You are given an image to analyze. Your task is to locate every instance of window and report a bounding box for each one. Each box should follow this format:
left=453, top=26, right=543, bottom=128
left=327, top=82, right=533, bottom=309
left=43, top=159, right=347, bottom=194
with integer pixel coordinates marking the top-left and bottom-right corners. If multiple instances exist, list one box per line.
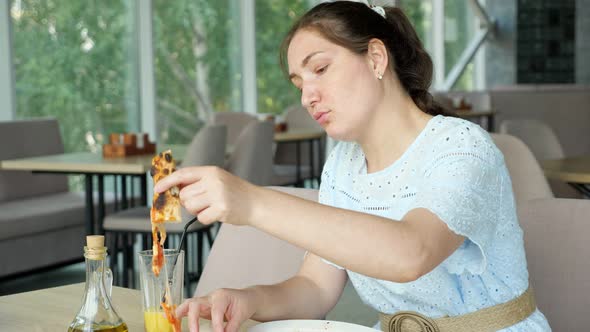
left=153, top=0, right=241, bottom=144
left=403, top=0, right=486, bottom=91
left=255, top=0, right=309, bottom=116
left=401, top=0, right=432, bottom=51
left=444, top=0, right=476, bottom=90
left=11, top=0, right=139, bottom=153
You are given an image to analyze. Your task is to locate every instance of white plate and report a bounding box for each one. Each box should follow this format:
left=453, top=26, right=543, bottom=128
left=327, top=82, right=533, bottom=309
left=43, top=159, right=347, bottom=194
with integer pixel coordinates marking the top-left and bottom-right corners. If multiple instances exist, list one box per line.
left=248, top=320, right=377, bottom=332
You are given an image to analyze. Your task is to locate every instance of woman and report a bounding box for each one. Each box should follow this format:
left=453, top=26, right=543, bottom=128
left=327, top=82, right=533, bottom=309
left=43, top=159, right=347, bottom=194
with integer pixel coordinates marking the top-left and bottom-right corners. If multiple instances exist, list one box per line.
left=156, top=2, right=551, bottom=331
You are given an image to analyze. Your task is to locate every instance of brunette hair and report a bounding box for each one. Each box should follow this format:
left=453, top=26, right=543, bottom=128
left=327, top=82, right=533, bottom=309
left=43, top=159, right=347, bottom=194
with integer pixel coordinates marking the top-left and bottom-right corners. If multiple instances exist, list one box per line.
left=280, top=1, right=447, bottom=116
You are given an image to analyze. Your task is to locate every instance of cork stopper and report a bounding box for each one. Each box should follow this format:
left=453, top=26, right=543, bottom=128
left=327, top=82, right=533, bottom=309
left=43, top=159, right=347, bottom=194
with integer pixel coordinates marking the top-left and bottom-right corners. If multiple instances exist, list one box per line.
left=86, top=235, right=105, bottom=249
left=85, top=235, right=106, bottom=260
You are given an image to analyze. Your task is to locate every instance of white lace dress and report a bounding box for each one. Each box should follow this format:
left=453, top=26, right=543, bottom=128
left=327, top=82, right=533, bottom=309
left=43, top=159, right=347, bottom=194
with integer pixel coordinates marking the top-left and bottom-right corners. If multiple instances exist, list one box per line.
left=319, top=115, right=551, bottom=331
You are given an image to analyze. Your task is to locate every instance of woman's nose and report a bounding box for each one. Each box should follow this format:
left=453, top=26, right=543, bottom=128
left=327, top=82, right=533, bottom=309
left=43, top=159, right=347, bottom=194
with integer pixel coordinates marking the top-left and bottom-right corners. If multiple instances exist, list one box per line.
left=301, top=85, right=319, bottom=110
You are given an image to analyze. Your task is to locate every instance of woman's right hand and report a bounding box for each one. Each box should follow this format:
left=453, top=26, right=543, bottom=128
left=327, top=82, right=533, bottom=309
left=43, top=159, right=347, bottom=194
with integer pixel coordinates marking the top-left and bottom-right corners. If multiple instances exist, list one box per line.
left=176, top=288, right=258, bottom=332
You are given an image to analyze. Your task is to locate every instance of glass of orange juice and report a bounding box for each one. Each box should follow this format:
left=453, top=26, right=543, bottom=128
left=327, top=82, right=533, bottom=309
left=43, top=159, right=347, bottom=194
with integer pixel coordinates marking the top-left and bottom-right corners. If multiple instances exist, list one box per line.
left=138, top=249, right=184, bottom=332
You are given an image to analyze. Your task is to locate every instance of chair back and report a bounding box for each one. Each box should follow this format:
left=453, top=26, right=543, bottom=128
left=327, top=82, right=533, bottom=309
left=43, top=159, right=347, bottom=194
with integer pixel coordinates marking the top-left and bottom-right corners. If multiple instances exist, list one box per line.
left=224, top=120, right=274, bottom=186
left=499, top=119, right=582, bottom=198
left=518, top=198, right=590, bottom=331
left=213, top=112, right=258, bottom=147
left=195, top=187, right=317, bottom=297
left=499, top=119, right=564, bottom=160
left=490, top=133, right=553, bottom=202
left=0, top=118, right=68, bottom=201
left=283, top=104, right=322, bottom=131
left=182, top=124, right=227, bottom=169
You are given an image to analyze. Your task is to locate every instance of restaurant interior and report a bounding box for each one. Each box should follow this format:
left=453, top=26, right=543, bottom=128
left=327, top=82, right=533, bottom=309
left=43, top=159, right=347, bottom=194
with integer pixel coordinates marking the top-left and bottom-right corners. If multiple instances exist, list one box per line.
left=1, top=0, right=589, bottom=331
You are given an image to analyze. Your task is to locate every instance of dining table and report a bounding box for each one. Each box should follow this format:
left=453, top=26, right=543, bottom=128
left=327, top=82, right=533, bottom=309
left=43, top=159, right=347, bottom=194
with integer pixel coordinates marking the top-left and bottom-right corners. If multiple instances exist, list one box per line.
left=0, top=283, right=258, bottom=331
left=452, top=109, right=497, bottom=132
left=0, top=127, right=325, bottom=237
left=274, top=128, right=325, bottom=186
left=0, top=144, right=187, bottom=235
left=541, top=155, right=590, bottom=196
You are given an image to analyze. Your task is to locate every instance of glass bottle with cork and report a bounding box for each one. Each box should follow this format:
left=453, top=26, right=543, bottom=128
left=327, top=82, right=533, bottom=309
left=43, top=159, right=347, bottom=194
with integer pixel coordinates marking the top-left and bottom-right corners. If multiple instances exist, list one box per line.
left=68, top=235, right=128, bottom=332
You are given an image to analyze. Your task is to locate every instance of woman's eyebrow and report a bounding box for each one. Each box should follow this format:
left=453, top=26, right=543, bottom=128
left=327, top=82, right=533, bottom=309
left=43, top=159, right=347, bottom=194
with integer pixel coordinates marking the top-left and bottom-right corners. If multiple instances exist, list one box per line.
left=289, top=51, right=325, bottom=80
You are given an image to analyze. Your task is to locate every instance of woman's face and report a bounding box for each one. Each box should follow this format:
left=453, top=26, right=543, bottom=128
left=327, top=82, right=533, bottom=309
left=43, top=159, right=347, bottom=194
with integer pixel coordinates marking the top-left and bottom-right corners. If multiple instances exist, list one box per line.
left=287, top=29, right=383, bottom=141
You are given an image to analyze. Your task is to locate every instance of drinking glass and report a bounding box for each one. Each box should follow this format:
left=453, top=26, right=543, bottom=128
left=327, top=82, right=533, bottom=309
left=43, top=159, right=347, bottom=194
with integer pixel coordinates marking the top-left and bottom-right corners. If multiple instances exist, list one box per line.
left=138, top=249, right=184, bottom=332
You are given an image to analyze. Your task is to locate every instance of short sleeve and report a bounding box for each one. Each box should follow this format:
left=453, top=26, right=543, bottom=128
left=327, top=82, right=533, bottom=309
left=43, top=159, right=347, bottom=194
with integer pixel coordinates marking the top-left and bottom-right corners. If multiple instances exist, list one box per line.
left=410, top=152, right=502, bottom=275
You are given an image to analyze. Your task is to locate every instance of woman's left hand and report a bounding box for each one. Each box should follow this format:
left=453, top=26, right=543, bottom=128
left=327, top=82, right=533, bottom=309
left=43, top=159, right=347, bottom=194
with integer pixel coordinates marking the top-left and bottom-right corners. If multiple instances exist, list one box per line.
left=154, top=166, right=261, bottom=226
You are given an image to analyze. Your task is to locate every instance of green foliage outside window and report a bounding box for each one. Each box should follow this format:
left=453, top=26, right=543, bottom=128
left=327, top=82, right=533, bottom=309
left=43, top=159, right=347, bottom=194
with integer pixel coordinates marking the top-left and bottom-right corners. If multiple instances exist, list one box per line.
left=255, top=0, right=308, bottom=116
left=12, top=0, right=311, bottom=148
left=444, top=0, right=474, bottom=91
left=14, top=0, right=474, bottom=150
left=403, top=0, right=476, bottom=91
left=12, top=0, right=134, bottom=153
left=153, top=0, right=240, bottom=144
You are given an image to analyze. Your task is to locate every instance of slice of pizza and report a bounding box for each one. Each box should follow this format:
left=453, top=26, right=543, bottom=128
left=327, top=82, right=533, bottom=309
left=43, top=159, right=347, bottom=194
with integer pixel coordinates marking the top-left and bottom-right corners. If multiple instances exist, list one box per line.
left=150, top=149, right=181, bottom=223
left=151, top=223, right=166, bottom=276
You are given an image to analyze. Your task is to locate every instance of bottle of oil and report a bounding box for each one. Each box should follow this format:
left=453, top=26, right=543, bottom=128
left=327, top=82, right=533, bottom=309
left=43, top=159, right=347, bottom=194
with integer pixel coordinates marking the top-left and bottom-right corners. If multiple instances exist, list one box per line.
left=68, top=235, right=128, bottom=332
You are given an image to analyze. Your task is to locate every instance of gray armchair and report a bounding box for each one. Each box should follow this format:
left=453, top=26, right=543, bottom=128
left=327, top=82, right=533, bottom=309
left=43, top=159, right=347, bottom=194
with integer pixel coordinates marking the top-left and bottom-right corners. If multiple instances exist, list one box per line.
left=491, top=133, right=554, bottom=203
left=0, top=118, right=86, bottom=278
left=518, top=197, right=590, bottom=331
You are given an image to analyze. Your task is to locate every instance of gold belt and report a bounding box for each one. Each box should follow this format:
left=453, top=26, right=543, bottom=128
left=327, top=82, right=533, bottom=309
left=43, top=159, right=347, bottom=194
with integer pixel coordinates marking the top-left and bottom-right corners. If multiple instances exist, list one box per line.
left=379, top=287, right=536, bottom=332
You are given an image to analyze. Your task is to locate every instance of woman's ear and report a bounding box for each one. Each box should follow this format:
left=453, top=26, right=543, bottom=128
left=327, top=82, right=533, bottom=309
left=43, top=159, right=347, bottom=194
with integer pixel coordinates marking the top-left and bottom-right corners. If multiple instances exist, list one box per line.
left=367, top=38, right=389, bottom=79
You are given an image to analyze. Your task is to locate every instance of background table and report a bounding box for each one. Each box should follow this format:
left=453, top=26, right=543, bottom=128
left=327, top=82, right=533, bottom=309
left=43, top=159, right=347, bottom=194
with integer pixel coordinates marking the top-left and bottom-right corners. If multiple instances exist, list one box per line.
left=0, top=145, right=186, bottom=235
left=541, top=156, right=590, bottom=196
left=453, top=109, right=497, bottom=132
left=0, top=283, right=257, bottom=331
left=274, top=129, right=324, bottom=186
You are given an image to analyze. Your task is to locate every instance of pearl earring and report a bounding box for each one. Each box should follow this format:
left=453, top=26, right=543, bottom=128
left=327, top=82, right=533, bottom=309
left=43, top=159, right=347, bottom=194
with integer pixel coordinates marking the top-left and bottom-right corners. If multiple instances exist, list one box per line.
left=378, top=73, right=383, bottom=80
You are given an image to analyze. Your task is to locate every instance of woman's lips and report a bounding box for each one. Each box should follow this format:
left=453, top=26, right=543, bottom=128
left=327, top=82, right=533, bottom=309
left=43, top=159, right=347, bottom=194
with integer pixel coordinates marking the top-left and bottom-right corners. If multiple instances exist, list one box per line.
left=313, top=111, right=329, bottom=125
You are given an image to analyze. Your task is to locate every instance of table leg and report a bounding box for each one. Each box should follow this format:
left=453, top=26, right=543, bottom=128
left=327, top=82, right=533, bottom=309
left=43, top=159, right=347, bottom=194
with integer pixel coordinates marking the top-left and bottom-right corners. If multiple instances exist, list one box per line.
left=113, top=176, right=119, bottom=212
left=121, top=175, right=128, bottom=210
left=84, top=174, right=95, bottom=235
left=309, top=138, right=315, bottom=188
left=97, top=174, right=105, bottom=234
left=572, top=183, right=590, bottom=197
left=130, top=177, right=135, bottom=208
left=140, top=174, right=148, bottom=206
left=488, top=113, right=495, bottom=132
left=295, top=141, right=301, bottom=187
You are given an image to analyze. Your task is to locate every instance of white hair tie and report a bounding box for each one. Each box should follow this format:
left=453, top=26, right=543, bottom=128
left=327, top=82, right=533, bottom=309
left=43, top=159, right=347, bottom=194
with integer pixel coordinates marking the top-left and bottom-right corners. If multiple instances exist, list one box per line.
left=354, top=0, right=387, bottom=18
left=371, top=5, right=386, bottom=18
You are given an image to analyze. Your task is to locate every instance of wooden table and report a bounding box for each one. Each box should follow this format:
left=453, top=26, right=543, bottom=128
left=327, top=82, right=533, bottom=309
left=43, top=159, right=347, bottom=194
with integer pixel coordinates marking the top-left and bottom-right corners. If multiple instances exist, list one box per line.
left=0, top=145, right=186, bottom=235
left=541, top=156, right=590, bottom=196
left=0, top=283, right=258, bottom=332
left=274, top=129, right=325, bottom=186
left=452, top=109, right=497, bottom=132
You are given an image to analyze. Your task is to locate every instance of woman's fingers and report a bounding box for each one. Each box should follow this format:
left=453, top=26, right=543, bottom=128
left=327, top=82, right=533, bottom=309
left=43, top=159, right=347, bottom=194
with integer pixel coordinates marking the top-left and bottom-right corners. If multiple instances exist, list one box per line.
left=224, top=314, right=246, bottom=332
left=179, top=182, right=206, bottom=203
left=176, top=298, right=191, bottom=318
left=180, top=185, right=210, bottom=214
left=178, top=289, right=254, bottom=332
left=194, top=206, right=222, bottom=225
left=177, top=176, right=228, bottom=223
left=154, top=166, right=209, bottom=193
left=210, top=295, right=231, bottom=332
left=187, top=300, right=203, bottom=332
left=155, top=165, right=247, bottom=225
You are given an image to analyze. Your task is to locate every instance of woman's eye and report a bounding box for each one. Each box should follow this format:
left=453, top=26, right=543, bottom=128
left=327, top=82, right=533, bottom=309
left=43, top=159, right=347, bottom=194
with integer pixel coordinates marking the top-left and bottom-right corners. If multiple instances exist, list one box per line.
left=315, top=65, right=328, bottom=74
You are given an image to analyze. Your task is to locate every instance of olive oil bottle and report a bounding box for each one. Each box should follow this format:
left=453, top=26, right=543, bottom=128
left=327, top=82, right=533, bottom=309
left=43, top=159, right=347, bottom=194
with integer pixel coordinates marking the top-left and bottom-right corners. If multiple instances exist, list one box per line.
left=68, top=235, right=128, bottom=332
